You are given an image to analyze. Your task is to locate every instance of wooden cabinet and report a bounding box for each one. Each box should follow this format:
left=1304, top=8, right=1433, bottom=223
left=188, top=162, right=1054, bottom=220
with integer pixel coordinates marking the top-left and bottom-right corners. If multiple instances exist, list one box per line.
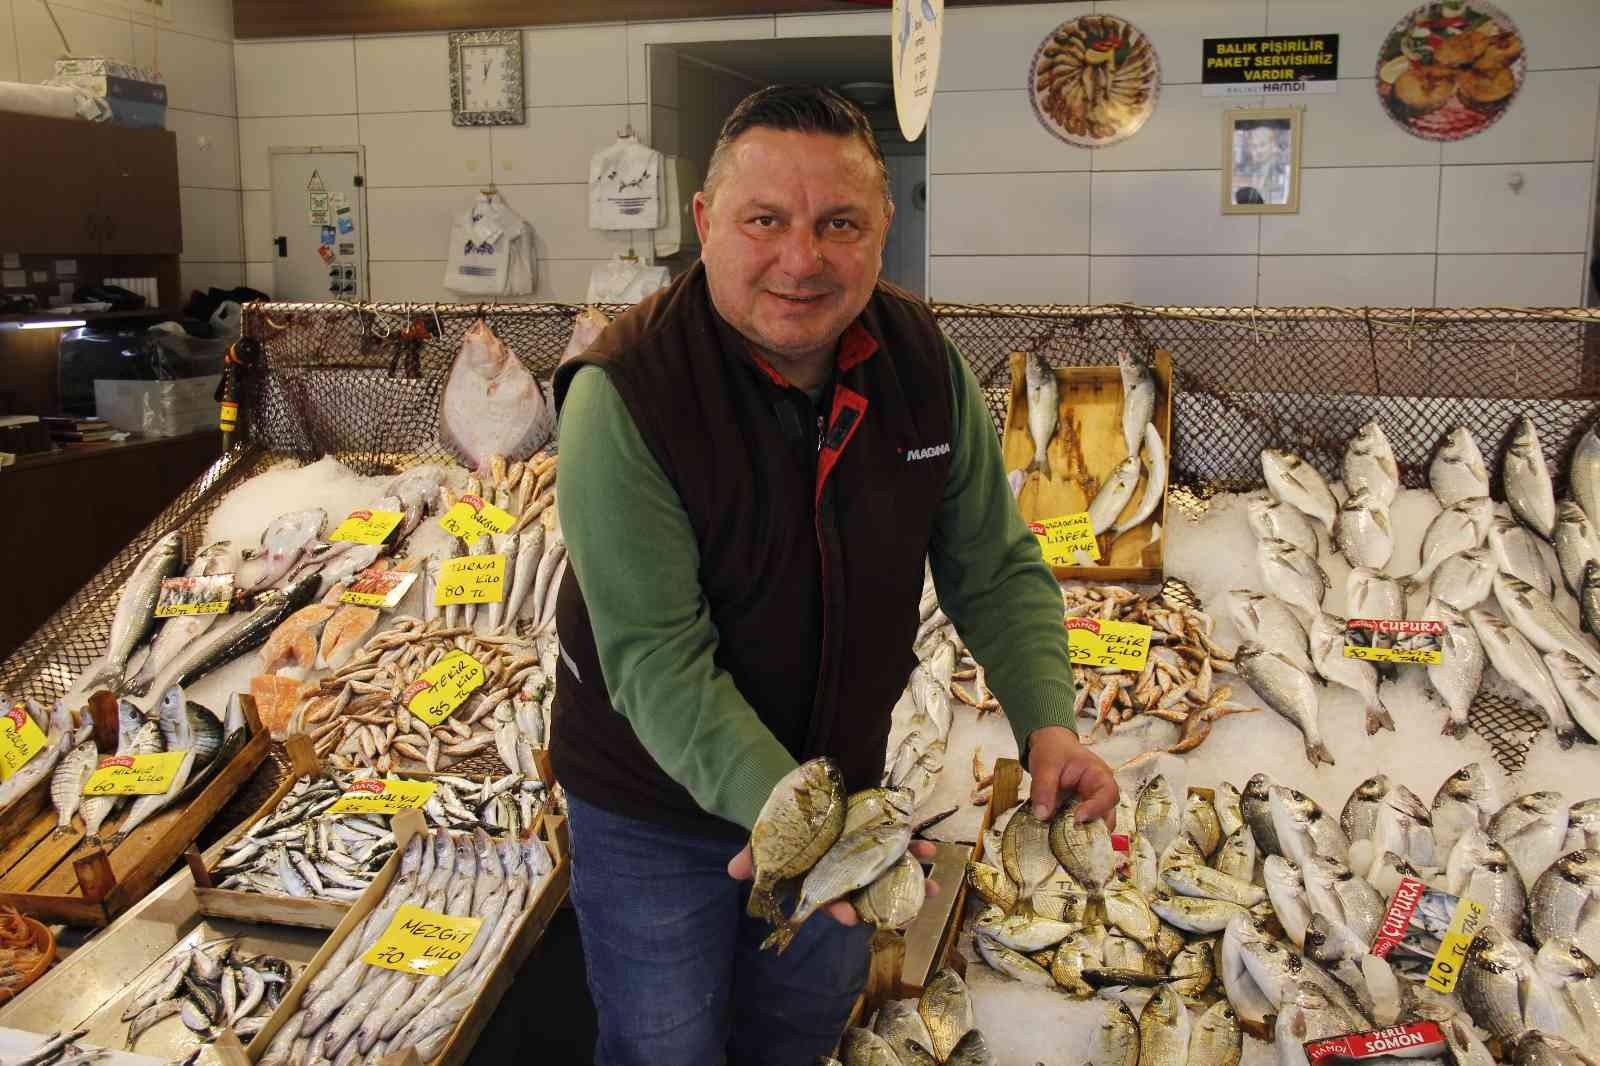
left=0, top=115, right=182, bottom=256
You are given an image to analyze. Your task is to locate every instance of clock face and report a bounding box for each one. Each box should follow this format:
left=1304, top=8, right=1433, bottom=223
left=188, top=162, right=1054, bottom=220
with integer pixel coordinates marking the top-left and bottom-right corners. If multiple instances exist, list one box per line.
left=449, top=30, right=523, bottom=126
left=462, top=45, right=504, bottom=111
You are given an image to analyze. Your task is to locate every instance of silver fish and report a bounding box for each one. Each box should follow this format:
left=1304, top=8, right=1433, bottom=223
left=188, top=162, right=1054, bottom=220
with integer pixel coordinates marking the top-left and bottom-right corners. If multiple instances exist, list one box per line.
left=1050, top=928, right=1101, bottom=997
left=1341, top=775, right=1391, bottom=843
left=1531, top=850, right=1600, bottom=950
left=1506, top=415, right=1557, bottom=539
left=1002, top=806, right=1058, bottom=904
left=973, top=906, right=1076, bottom=953
left=1243, top=773, right=1282, bottom=857
left=1237, top=643, right=1332, bottom=767
left=1344, top=420, right=1400, bottom=508
left=1432, top=427, right=1491, bottom=510
left=1571, top=799, right=1600, bottom=852
left=1257, top=539, right=1329, bottom=617
left=1459, top=925, right=1540, bottom=1041
left=945, top=1029, right=995, bottom=1066
left=1086, top=1001, right=1140, bottom=1066
left=1414, top=497, right=1495, bottom=581
left=1346, top=569, right=1404, bottom=640
left=1105, top=876, right=1160, bottom=949
left=1114, top=423, right=1166, bottom=536
left=1309, top=612, right=1394, bottom=735
left=1135, top=775, right=1182, bottom=855
left=1555, top=501, right=1600, bottom=597
left=1335, top=490, right=1394, bottom=571
left=974, top=934, right=1055, bottom=986
left=1491, top=514, right=1555, bottom=597
left=1270, top=786, right=1349, bottom=867
left=1213, top=782, right=1244, bottom=838
left=1263, top=855, right=1313, bottom=948
left=1426, top=546, right=1497, bottom=612
left=1431, top=762, right=1502, bottom=859
left=1574, top=425, right=1600, bottom=543
left=1262, top=449, right=1337, bottom=533
left=1215, top=826, right=1257, bottom=884
left=1183, top=790, right=1223, bottom=857
left=1446, top=829, right=1526, bottom=934
left=1468, top=608, right=1577, bottom=746
left=1495, top=572, right=1600, bottom=673
left=125, top=541, right=238, bottom=695
left=765, top=822, right=909, bottom=952
left=1546, top=651, right=1600, bottom=744
left=1226, top=914, right=1364, bottom=1022
left=1219, top=915, right=1277, bottom=1029
left=1535, top=939, right=1600, bottom=1046
left=236, top=509, right=327, bottom=593
left=1302, top=855, right=1384, bottom=944
left=1170, top=938, right=1218, bottom=1004
left=1050, top=797, right=1115, bottom=897
left=1247, top=497, right=1319, bottom=558
left=1089, top=456, right=1144, bottom=536
left=1423, top=600, right=1486, bottom=738
left=1128, top=832, right=1161, bottom=897
left=1512, top=1031, right=1600, bottom=1066
left=1163, top=860, right=1265, bottom=907
left=1584, top=560, right=1600, bottom=642
left=1189, top=1000, right=1242, bottom=1066
left=81, top=532, right=184, bottom=692
left=1023, top=352, right=1059, bottom=479
left=1149, top=888, right=1251, bottom=934
left=49, top=738, right=98, bottom=836
left=1493, top=793, right=1571, bottom=894
left=1117, top=350, right=1156, bottom=461
left=1225, top=591, right=1313, bottom=672
left=1373, top=785, right=1438, bottom=869
left=1276, top=980, right=1368, bottom=1066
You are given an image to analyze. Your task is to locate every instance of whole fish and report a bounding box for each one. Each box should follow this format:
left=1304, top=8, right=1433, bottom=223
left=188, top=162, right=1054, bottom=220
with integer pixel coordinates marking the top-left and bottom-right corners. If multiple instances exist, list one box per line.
left=1425, top=546, right=1497, bottom=612
left=966, top=861, right=1017, bottom=912
left=1308, top=612, right=1394, bottom=735
left=1531, top=850, right=1600, bottom=949
left=1224, top=591, right=1313, bottom=672
left=1414, top=497, right=1495, bottom=581
left=1459, top=925, right=1541, bottom=1041
left=483, top=532, right=519, bottom=632
left=1113, top=423, right=1165, bottom=536
left=1135, top=775, right=1181, bottom=855
left=1089, top=456, right=1144, bottom=536
left=1546, top=651, right=1600, bottom=743
left=1423, top=600, right=1486, bottom=738
left=1257, top=539, right=1329, bottom=618
left=1446, top=827, right=1527, bottom=935
left=48, top=736, right=97, bottom=836
left=1050, top=799, right=1114, bottom=897
left=1584, top=560, right=1600, bottom=641
left=1431, top=762, right=1502, bottom=859
left=1491, top=514, right=1555, bottom=596
left=973, top=906, right=1075, bottom=953
left=1335, top=490, right=1394, bottom=571
left=1305, top=854, right=1384, bottom=942
left=1373, top=785, right=1438, bottom=869
left=1506, top=415, right=1557, bottom=539
left=1468, top=609, right=1577, bottom=747
left=1086, top=1001, right=1140, bottom=1066
left=1276, top=981, right=1368, bottom=1066
left=1023, top=352, right=1059, bottom=479
left=1571, top=798, right=1600, bottom=852
left=1159, top=834, right=1204, bottom=876
left=1432, top=427, right=1491, bottom=509
left=155, top=686, right=223, bottom=769
left=1182, top=790, right=1223, bottom=857
left=1219, top=915, right=1278, bottom=1030
left=917, top=968, right=973, bottom=1062
left=1270, top=786, right=1349, bottom=867
left=1001, top=806, right=1057, bottom=903
left=1104, top=876, right=1160, bottom=948
left=1346, top=569, right=1404, bottom=642
left=1344, top=420, right=1400, bottom=508
left=1535, top=939, right=1600, bottom=1045
left=1215, top=826, right=1256, bottom=884
left=853, top=850, right=923, bottom=930
left=112, top=747, right=194, bottom=844
left=1128, top=832, right=1161, bottom=896
left=1495, top=572, right=1600, bottom=673
left=1117, top=350, right=1156, bottom=461
left=1149, top=888, right=1251, bottom=934
left=1170, top=939, right=1218, bottom=1004
left=81, top=532, right=184, bottom=693
left=1226, top=915, right=1364, bottom=1022
left=1236, top=643, right=1332, bottom=767
left=1049, top=928, right=1100, bottom=996
left=873, top=1001, right=934, bottom=1064
left=1573, top=424, right=1600, bottom=540
left=502, top=523, right=543, bottom=627
left=235, top=510, right=326, bottom=593
left=839, top=1028, right=900, bottom=1066
left=1262, top=449, right=1337, bottom=533
left=1189, top=1000, right=1241, bottom=1066
left=1263, top=855, right=1313, bottom=948
left=1215, top=782, right=1245, bottom=838
left=764, top=822, right=909, bottom=951
left=126, top=541, right=238, bottom=695
left=944, top=1030, right=995, bottom=1066
left=1247, top=497, right=1319, bottom=558
left=1555, top=501, right=1600, bottom=597
left=1512, top=1031, right=1600, bottom=1066
left=746, top=758, right=846, bottom=926
left=1137, top=986, right=1189, bottom=1066
left=1341, top=775, right=1391, bottom=843
left=1243, top=773, right=1282, bottom=857
left=1163, top=861, right=1264, bottom=907
left=974, top=935, right=1054, bottom=986
left=1492, top=793, right=1571, bottom=894
left=439, top=318, right=554, bottom=470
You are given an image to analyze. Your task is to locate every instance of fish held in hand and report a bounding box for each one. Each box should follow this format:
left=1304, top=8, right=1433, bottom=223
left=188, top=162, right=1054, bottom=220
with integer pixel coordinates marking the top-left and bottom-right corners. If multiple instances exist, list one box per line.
left=746, top=758, right=846, bottom=925
left=763, top=822, right=909, bottom=952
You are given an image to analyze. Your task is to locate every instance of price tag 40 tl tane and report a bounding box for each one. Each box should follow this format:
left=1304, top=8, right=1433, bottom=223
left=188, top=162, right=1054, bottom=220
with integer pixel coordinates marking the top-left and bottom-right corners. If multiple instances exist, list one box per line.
left=0, top=704, right=46, bottom=782
left=362, top=904, right=483, bottom=977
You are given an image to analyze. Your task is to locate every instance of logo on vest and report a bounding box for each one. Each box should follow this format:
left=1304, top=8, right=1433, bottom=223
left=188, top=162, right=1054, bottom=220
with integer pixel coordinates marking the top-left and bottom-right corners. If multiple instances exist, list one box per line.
left=905, top=442, right=951, bottom=463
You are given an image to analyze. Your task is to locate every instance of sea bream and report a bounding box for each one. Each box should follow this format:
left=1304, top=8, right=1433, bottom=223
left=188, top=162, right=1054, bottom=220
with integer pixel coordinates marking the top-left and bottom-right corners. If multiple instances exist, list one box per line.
left=1256, top=539, right=1330, bottom=618
left=1236, top=643, right=1332, bottom=767
left=1431, top=426, right=1491, bottom=509
left=1308, top=611, right=1395, bottom=735
left=1022, top=352, right=1059, bottom=479
left=1225, top=590, right=1314, bottom=672
left=79, top=532, right=184, bottom=693
left=1088, top=456, right=1143, bottom=537
left=1423, top=600, right=1486, bottom=738
left=1262, top=449, right=1337, bottom=533
left=439, top=319, right=554, bottom=471
left=1544, top=651, right=1600, bottom=744
left=234, top=510, right=326, bottom=594
left=1344, top=420, right=1400, bottom=508
left=1505, top=415, right=1557, bottom=539
left=1334, top=490, right=1394, bottom=571
left=1346, top=569, right=1403, bottom=641
left=1468, top=608, right=1577, bottom=747
left=1113, top=423, right=1166, bottom=537
left=1491, top=792, right=1571, bottom=894
left=1413, top=496, right=1495, bottom=582
left=1446, top=827, right=1526, bottom=935
left=1425, top=546, right=1497, bottom=612
left=1247, top=496, right=1319, bottom=557
left=1490, top=514, right=1555, bottom=597
left=1431, top=762, right=1502, bottom=859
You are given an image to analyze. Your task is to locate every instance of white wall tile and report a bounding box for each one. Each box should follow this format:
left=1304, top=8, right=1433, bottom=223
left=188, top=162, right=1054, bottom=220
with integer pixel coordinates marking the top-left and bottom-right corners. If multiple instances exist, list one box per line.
left=776, top=11, right=886, bottom=38
left=12, top=1, right=134, bottom=84
left=1260, top=166, right=1439, bottom=255
left=1089, top=255, right=1257, bottom=306
left=488, top=104, right=627, bottom=186
left=1258, top=254, right=1436, bottom=307
left=238, top=114, right=360, bottom=190
left=1091, top=84, right=1230, bottom=172
left=137, top=29, right=235, bottom=115
left=497, top=183, right=630, bottom=261
left=245, top=261, right=274, bottom=295
left=625, top=18, right=773, bottom=104
left=1091, top=170, right=1259, bottom=255
left=1097, top=0, right=1267, bottom=84
left=1265, top=0, right=1395, bottom=80
left=365, top=187, right=466, bottom=262
left=179, top=186, right=242, bottom=260
left=1507, top=0, right=1600, bottom=72
left=355, top=34, right=450, bottom=115
left=1437, top=162, right=1591, bottom=253
left=242, top=190, right=272, bottom=262
left=164, top=0, right=232, bottom=44
left=1436, top=254, right=1585, bottom=306
left=1299, top=81, right=1441, bottom=168
left=930, top=90, right=1090, bottom=173
left=360, top=111, right=490, bottom=188
left=168, top=108, right=239, bottom=189
left=930, top=172, right=1091, bottom=254
left=1442, top=68, right=1600, bottom=166
left=940, top=3, right=1089, bottom=92
left=929, top=255, right=1089, bottom=303
left=236, top=38, right=356, bottom=118
left=526, top=24, right=628, bottom=108
left=179, top=260, right=241, bottom=294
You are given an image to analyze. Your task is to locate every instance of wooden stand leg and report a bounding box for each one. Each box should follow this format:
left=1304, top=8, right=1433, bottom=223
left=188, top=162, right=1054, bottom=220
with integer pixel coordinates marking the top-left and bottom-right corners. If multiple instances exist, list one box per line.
left=73, top=848, right=115, bottom=903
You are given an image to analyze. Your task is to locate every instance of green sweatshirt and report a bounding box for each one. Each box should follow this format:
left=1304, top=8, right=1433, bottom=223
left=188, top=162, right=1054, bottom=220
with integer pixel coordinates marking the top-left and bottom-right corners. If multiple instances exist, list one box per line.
left=556, top=337, right=1076, bottom=831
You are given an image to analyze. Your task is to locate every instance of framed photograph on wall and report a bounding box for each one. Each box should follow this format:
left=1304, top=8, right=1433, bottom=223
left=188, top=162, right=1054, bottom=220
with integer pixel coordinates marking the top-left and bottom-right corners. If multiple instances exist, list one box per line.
left=1222, top=107, right=1302, bottom=214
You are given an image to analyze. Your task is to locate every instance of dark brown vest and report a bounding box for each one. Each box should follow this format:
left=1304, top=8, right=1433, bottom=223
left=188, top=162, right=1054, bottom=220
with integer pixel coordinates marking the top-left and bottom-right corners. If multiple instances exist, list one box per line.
left=550, top=263, right=954, bottom=837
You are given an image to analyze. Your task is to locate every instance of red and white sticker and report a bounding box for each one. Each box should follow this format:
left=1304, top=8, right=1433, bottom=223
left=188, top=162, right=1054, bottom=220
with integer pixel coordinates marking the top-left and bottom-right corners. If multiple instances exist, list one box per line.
left=1305, top=1021, right=1445, bottom=1063
left=1371, top=876, right=1428, bottom=958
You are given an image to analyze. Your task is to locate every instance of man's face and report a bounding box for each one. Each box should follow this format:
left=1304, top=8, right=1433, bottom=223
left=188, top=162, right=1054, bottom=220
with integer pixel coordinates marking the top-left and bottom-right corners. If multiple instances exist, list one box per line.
left=693, top=128, right=893, bottom=385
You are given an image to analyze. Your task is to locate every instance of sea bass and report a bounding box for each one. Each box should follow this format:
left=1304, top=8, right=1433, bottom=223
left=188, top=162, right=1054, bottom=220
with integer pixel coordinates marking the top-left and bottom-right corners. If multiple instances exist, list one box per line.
left=1117, top=350, right=1156, bottom=461
left=127, top=541, right=238, bottom=694
left=1491, top=514, right=1555, bottom=597
left=81, top=533, right=184, bottom=693
left=1545, top=651, right=1600, bottom=744
left=1468, top=609, right=1576, bottom=747
left=1505, top=415, right=1557, bottom=539
left=1089, top=456, right=1144, bottom=536
left=1023, top=353, right=1058, bottom=479
left=1555, top=501, right=1600, bottom=597
left=1494, top=572, right=1600, bottom=674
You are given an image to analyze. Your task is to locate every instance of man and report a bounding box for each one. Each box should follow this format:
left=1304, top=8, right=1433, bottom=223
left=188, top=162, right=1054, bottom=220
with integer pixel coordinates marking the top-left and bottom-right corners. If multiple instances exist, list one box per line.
left=552, top=85, right=1117, bottom=1066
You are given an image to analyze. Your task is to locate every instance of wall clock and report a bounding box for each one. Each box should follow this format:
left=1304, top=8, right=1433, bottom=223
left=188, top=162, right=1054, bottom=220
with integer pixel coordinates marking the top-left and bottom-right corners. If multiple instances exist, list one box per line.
left=449, top=29, right=525, bottom=127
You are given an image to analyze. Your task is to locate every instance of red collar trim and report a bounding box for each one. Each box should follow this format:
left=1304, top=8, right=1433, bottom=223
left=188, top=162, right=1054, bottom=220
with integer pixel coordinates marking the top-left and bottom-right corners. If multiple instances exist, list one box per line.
left=743, top=321, right=881, bottom=388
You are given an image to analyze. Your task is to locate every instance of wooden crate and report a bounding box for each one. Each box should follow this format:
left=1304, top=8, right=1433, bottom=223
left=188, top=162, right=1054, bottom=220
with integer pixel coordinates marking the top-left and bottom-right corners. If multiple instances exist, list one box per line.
left=929, top=757, right=1023, bottom=978
left=241, top=810, right=569, bottom=1066
left=1003, top=351, right=1175, bottom=583
left=0, top=696, right=271, bottom=927
left=189, top=734, right=553, bottom=931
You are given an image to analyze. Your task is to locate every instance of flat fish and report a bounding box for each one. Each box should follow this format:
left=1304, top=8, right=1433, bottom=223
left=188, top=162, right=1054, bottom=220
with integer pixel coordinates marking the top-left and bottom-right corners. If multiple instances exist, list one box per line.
left=1344, top=420, right=1399, bottom=509
left=317, top=604, right=380, bottom=671
left=1431, top=426, right=1490, bottom=509
left=1023, top=352, right=1058, bottom=479
left=1262, top=449, right=1337, bottom=533
left=1505, top=415, right=1557, bottom=539
left=439, top=319, right=554, bottom=471
left=236, top=510, right=326, bottom=593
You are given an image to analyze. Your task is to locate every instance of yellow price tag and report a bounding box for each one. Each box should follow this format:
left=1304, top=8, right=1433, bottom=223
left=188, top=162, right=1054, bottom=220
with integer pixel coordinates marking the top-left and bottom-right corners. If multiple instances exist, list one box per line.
left=1344, top=619, right=1444, bottom=665
left=330, top=509, right=405, bottom=545
left=439, top=496, right=515, bottom=542
left=1344, top=645, right=1443, bottom=665
left=1066, top=617, right=1152, bottom=671
left=328, top=778, right=438, bottom=816
left=1425, top=897, right=1487, bottom=994
left=1029, top=514, right=1101, bottom=566
left=362, top=904, right=483, bottom=977
left=405, top=651, right=486, bottom=727
left=434, top=555, right=506, bottom=607
left=0, top=704, right=47, bottom=782
left=82, top=752, right=188, bottom=796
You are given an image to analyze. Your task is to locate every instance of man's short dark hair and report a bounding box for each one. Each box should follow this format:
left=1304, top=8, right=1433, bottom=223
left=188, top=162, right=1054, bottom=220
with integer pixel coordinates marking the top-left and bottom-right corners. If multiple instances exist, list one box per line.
left=703, top=84, right=892, bottom=207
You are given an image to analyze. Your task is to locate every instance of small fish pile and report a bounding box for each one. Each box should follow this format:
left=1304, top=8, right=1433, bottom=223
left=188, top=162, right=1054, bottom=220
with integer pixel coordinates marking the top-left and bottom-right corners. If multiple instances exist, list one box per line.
left=0, top=1029, right=104, bottom=1066
left=749, top=759, right=925, bottom=953
left=120, top=935, right=293, bottom=1049
left=283, top=617, right=551, bottom=774
left=0, top=906, right=49, bottom=996
left=50, top=688, right=248, bottom=847
left=884, top=580, right=961, bottom=811
left=211, top=769, right=546, bottom=900
left=832, top=968, right=994, bottom=1066
left=257, top=829, right=553, bottom=1066
left=0, top=700, right=92, bottom=825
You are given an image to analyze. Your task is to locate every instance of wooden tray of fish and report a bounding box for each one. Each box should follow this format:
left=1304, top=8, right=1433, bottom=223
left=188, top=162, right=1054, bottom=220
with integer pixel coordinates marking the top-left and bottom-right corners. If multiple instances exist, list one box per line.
left=0, top=695, right=271, bottom=927
left=929, top=758, right=1024, bottom=979
left=241, top=809, right=569, bottom=1066
left=188, top=734, right=553, bottom=931
left=1004, top=350, right=1174, bottom=583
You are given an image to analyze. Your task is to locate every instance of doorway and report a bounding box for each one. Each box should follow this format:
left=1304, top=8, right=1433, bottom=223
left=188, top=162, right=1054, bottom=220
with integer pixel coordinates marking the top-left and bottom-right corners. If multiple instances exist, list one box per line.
left=269, top=147, right=370, bottom=302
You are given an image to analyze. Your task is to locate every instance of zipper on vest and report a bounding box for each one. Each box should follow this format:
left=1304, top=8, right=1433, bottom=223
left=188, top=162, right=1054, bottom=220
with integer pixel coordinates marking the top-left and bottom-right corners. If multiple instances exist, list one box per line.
left=810, top=385, right=869, bottom=752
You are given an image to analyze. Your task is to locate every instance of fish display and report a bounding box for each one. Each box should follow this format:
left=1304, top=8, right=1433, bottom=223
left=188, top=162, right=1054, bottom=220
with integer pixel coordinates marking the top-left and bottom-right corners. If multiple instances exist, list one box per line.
left=80, top=533, right=184, bottom=694
left=841, top=969, right=989, bottom=1066
left=120, top=934, right=293, bottom=1050
left=438, top=319, right=554, bottom=472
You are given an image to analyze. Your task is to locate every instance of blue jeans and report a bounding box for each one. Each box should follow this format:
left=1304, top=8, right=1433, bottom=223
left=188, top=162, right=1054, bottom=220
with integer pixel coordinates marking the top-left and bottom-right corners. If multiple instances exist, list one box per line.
left=567, top=794, right=874, bottom=1066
